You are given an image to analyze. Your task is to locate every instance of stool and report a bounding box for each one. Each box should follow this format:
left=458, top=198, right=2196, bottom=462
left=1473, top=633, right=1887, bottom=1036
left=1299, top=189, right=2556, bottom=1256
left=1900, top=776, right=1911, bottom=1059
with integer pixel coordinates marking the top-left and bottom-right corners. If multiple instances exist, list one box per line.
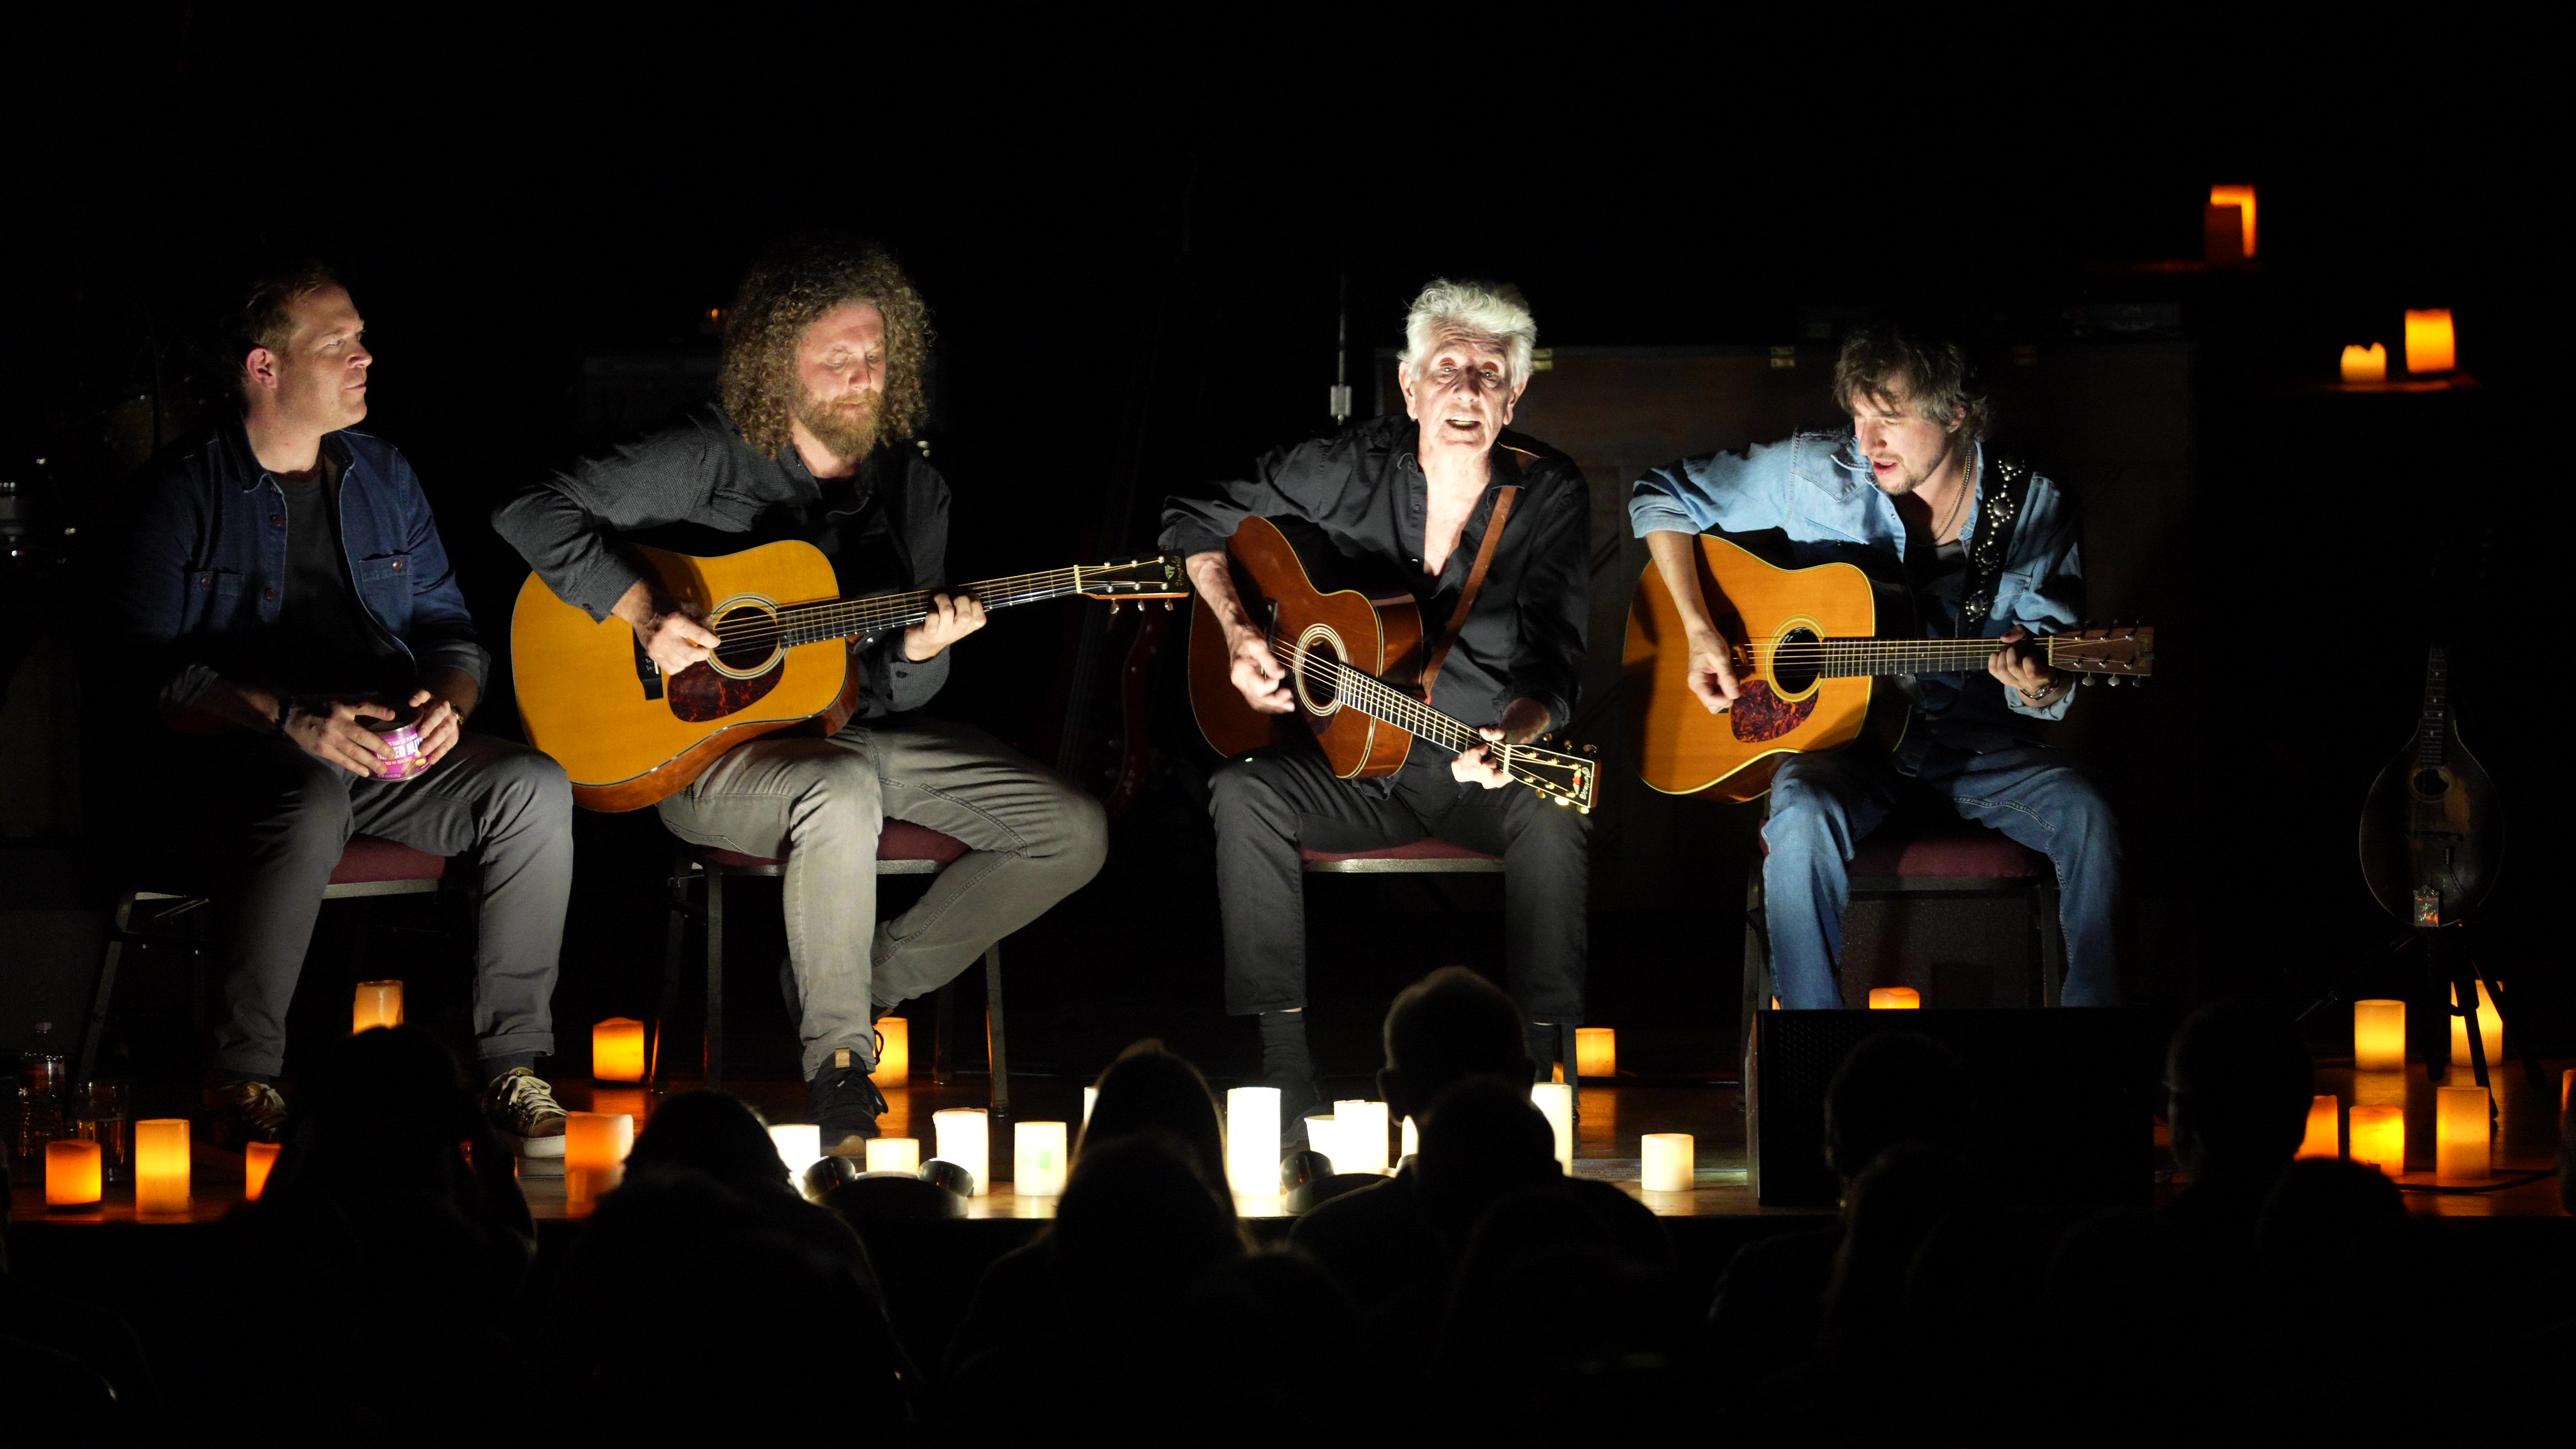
left=77, top=835, right=453, bottom=1082
left=1298, top=839, right=1583, bottom=1108
left=1740, top=818, right=2066, bottom=1061
left=659, top=820, right=1010, bottom=1114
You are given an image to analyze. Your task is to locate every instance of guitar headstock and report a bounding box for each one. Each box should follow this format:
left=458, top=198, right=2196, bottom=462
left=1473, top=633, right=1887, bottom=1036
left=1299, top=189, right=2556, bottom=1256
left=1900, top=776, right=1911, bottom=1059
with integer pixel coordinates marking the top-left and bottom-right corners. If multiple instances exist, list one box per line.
left=2048, top=625, right=2154, bottom=679
left=1506, top=735, right=1599, bottom=814
left=1075, top=553, right=1189, bottom=602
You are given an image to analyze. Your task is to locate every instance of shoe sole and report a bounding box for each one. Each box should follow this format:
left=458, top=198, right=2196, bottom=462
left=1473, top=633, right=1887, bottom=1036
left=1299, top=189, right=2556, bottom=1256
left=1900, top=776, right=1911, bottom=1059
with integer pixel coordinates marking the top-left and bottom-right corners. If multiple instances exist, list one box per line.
left=504, top=1131, right=568, bottom=1158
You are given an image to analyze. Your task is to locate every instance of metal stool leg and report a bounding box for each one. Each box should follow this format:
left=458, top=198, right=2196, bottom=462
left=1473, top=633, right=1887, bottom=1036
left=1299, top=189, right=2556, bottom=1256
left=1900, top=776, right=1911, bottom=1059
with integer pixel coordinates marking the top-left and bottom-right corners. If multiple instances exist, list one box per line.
left=77, top=892, right=142, bottom=1084
left=1740, top=867, right=1770, bottom=1079
left=705, top=869, right=727, bottom=1089
left=2035, top=877, right=2065, bottom=1009
left=984, top=943, right=1009, bottom=1118
left=654, top=862, right=692, bottom=1090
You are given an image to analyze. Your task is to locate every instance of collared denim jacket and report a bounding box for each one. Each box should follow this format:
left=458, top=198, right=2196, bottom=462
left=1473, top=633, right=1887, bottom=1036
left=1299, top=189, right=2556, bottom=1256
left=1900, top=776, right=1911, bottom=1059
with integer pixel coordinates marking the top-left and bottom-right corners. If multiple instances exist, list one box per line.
left=110, top=417, right=489, bottom=716
left=1628, top=431, right=2081, bottom=728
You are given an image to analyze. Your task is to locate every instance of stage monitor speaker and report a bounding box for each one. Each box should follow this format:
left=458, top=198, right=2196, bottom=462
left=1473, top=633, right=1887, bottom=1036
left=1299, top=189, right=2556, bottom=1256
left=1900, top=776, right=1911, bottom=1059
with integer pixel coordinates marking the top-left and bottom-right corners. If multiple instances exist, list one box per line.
left=1749, top=1008, right=2157, bottom=1208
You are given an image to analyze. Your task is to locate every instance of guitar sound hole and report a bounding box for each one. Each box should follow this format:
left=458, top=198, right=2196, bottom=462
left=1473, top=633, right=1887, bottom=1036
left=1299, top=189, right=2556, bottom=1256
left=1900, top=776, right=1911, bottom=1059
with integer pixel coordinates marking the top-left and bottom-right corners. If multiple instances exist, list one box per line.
left=713, top=604, right=782, bottom=672
left=1771, top=627, right=1821, bottom=695
left=2412, top=770, right=2450, bottom=799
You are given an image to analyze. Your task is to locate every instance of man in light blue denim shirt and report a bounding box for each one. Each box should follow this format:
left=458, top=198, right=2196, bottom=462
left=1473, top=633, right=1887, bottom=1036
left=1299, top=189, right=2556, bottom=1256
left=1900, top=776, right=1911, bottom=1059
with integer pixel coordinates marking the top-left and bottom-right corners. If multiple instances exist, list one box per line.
left=1628, top=326, right=2120, bottom=1008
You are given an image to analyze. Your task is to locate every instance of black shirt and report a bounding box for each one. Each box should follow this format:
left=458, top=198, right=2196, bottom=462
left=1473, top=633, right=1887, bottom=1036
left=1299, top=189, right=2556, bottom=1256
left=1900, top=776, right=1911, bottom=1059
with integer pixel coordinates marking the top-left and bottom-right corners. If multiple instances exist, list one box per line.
left=270, top=449, right=403, bottom=697
left=1159, top=414, right=1591, bottom=733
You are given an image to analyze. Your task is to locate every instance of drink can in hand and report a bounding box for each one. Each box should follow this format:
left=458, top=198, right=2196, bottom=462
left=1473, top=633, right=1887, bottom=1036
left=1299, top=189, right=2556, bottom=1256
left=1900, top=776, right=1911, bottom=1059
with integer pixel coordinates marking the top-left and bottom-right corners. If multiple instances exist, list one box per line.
left=368, top=706, right=426, bottom=780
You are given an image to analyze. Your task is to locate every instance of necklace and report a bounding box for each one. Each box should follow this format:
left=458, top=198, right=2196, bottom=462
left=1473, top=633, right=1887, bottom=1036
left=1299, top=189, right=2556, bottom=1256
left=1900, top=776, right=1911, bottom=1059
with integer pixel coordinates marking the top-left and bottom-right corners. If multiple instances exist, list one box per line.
left=1931, top=476, right=1968, bottom=543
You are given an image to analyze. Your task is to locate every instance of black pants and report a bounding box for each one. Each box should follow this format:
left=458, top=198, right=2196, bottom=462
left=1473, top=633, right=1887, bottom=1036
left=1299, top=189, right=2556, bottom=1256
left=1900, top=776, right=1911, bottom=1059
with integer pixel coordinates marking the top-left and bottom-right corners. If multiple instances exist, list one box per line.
left=1208, top=750, right=1588, bottom=1019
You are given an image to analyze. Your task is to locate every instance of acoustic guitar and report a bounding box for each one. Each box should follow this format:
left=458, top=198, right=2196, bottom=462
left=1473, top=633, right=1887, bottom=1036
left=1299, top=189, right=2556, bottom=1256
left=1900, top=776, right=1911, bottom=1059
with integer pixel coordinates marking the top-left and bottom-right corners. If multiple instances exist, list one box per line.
left=1623, top=533, right=2153, bottom=799
left=2359, top=645, right=2502, bottom=928
left=1185, top=517, right=1597, bottom=811
left=512, top=539, right=1185, bottom=810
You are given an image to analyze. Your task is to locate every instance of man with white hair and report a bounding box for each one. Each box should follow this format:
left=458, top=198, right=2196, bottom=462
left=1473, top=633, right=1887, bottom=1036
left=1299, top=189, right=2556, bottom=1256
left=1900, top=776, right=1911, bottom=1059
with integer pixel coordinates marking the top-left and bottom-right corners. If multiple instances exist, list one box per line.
left=1162, top=279, right=1591, bottom=1128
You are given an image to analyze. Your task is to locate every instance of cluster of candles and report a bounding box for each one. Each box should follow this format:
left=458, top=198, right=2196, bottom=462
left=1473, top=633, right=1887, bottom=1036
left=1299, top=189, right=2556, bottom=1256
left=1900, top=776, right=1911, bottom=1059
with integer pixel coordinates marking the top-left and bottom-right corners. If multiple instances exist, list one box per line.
left=2338, top=311, right=2456, bottom=383
left=2333, top=996, right=2521, bottom=1180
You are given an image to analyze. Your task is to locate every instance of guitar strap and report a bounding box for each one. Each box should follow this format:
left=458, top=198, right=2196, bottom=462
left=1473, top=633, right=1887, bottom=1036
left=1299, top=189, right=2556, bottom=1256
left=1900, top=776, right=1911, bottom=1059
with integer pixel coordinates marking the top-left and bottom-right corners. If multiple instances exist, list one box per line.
left=1958, top=452, right=2029, bottom=635
left=1417, top=484, right=1520, bottom=700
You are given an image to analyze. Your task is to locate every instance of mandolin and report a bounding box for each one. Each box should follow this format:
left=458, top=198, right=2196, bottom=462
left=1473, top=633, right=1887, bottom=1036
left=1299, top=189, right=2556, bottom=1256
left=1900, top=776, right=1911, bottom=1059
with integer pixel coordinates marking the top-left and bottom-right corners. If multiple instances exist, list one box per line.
left=512, top=539, right=1185, bottom=810
left=1624, top=533, right=2153, bottom=799
left=2360, top=645, right=2503, bottom=927
left=1185, top=516, right=1597, bottom=811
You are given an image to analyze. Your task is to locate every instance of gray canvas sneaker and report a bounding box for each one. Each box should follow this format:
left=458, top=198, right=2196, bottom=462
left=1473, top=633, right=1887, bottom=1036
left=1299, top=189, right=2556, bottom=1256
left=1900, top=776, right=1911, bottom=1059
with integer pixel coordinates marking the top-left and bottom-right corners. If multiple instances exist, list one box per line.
left=484, top=1067, right=569, bottom=1157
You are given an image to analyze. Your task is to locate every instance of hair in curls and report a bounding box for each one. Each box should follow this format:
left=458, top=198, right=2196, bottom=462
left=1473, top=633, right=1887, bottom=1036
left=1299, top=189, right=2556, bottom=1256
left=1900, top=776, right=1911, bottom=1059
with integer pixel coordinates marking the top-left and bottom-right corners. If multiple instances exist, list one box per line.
left=719, top=236, right=932, bottom=457
left=1833, top=323, right=1991, bottom=444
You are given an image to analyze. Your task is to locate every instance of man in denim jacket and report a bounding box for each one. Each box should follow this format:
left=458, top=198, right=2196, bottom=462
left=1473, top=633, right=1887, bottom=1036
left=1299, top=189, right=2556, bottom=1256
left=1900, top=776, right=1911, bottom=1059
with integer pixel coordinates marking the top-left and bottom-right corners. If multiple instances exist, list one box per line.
left=1628, top=326, right=2120, bottom=1008
left=109, top=265, right=575, bottom=1152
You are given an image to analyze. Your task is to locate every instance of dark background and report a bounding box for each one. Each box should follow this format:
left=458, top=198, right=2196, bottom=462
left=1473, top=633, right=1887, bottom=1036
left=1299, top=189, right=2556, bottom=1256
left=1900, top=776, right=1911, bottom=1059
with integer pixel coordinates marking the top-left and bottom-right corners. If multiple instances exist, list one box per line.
left=0, top=13, right=2552, bottom=1090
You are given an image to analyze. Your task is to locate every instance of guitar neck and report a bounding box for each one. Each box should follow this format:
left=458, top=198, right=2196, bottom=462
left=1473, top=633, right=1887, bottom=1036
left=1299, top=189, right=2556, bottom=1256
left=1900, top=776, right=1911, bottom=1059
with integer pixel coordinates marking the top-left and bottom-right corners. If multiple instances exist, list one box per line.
left=741, top=567, right=1092, bottom=648
left=2416, top=648, right=2450, bottom=768
left=1269, top=639, right=1532, bottom=775
left=1748, top=637, right=2070, bottom=679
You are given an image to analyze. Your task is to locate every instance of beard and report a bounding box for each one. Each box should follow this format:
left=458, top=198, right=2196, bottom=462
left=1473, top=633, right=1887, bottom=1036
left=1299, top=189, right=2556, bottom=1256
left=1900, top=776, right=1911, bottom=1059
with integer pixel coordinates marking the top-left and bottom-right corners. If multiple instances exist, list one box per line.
left=1870, top=433, right=1958, bottom=497
left=792, top=386, right=882, bottom=460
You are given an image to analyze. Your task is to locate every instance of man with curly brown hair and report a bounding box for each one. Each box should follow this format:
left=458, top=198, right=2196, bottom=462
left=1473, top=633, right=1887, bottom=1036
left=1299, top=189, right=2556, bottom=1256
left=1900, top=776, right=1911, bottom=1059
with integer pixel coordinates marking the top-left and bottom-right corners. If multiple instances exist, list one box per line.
left=496, top=237, right=1106, bottom=1148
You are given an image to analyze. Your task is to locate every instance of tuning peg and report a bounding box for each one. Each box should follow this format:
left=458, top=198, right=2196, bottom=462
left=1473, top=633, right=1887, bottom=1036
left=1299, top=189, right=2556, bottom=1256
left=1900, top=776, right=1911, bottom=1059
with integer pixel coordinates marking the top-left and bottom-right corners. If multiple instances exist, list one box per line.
left=1583, top=744, right=1596, bottom=755
left=1163, top=599, right=1174, bottom=611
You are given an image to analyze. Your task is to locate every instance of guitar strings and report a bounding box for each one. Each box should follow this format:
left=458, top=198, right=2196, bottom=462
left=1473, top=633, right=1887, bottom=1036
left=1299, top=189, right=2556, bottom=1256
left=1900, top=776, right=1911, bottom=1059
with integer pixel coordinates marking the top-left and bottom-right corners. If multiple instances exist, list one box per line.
left=705, top=563, right=1167, bottom=650
left=1262, top=637, right=1584, bottom=799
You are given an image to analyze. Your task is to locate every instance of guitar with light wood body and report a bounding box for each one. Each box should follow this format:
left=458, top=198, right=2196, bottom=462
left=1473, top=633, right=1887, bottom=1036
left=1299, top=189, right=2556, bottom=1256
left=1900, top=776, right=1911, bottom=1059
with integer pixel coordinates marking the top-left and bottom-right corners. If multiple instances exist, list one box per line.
left=1624, top=533, right=2153, bottom=800
left=511, top=540, right=1184, bottom=810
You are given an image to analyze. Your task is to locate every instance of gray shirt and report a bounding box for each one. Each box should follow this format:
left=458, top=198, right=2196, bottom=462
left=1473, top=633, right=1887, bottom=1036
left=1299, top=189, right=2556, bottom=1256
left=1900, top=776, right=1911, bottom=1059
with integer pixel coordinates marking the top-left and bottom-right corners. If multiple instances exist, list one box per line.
left=492, top=403, right=950, bottom=718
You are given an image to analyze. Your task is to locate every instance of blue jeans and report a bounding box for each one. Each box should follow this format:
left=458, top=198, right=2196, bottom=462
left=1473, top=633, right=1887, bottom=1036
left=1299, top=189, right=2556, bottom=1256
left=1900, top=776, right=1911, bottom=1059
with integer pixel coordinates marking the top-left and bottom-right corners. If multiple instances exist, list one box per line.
left=1760, top=745, right=2122, bottom=1009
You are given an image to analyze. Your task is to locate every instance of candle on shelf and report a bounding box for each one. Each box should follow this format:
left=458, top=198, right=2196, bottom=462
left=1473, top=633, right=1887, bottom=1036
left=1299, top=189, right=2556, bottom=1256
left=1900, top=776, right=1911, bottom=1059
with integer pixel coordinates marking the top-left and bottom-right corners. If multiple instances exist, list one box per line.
left=2296, top=1096, right=2340, bottom=1160
left=1224, top=1087, right=1280, bottom=1197
left=2340, top=344, right=2388, bottom=384
left=352, top=980, right=404, bottom=1033
left=1867, top=987, right=1922, bottom=1010
left=1531, top=1082, right=1574, bottom=1175
left=46, top=1138, right=103, bottom=1208
left=2349, top=1104, right=2405, bottom=1178
left=2447, top=980, right=2504, bottom=1070
left=135, top=1118, right=191, bottom=1214
left=592, top=1018, right=646, bottom=1082
left=2352, top=999, right=2406, bottom=1072
left=870, top=1018, right=909, bottom=1086
left=2562, top=1067, right=2572, bottom=1116
left=933, top=1108, right=990, bottom=1196
left=866, top=1138, right=920, bottom=1174
left=243, top=1141, right=280, bottom=1201
left=1400, top=1116, right=1418, bottom=1161
left=1334, top=1101, right=1390, bottom=1175
left=769, top=1124, right=821, bottom=1183
left=2207, top=185, right=2257, bottom=258
left=1082, top=1086, right=1097, bottom=1128
left=2404, top=309, right=2456, bottom=374
left=1575, top=1027, right=1617, bottom=1079
left=2435, top=1085, right=2489, bottom=1180
left=565, top=1111, right=635, bottom=1206
left=1015, top=1121, right=1070, bottom=1197
left=1640, top=1132, right=1695, bottom=1194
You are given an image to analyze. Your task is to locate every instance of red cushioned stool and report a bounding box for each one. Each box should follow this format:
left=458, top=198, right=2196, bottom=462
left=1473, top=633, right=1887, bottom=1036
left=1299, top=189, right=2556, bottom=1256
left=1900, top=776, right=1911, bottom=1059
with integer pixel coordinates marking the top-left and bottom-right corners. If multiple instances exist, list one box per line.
left=1740, top=816, right=2067, bottom=1063
left=77, top=835, right=453, bottom=1081
left=659, top=821, right=1010, bottom=1114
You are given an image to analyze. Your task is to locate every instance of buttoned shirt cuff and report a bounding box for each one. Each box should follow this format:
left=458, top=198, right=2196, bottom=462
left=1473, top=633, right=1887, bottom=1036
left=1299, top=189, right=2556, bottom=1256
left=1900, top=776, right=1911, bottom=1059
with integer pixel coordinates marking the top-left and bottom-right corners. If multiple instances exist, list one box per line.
left=1627, top=499, right=1702, bottom=538
left=155, top=662, right=221, bottom=721
left=417, top=640, right=493, bottom=694
left=1161, top=523, right=1230, bottom=562
left=2006, top=680, right=2074, bottom=722
left=563, top=555, right=650, bottom=623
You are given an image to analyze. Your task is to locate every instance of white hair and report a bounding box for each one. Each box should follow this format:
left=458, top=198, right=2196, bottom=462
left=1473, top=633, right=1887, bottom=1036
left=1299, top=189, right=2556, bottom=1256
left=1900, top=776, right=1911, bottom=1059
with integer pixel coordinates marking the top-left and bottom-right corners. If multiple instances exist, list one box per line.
left=1397, top=278, right=1538, bottom=390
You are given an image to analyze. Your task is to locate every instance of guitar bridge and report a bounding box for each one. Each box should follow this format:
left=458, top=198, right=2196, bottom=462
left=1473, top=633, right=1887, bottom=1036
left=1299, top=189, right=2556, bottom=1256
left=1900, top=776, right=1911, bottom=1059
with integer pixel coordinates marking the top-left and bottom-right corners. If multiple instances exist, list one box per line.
left=633, top=635, right=664, bottom=701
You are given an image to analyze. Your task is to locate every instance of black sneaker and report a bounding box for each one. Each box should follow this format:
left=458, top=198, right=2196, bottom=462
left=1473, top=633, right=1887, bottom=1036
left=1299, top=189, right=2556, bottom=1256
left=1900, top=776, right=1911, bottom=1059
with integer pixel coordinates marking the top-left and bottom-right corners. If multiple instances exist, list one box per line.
left=203, top=1073, right=287, bottom=1150
left=811, top=1058, right=889, bottom=1153
left=484, top=1067, right=569, bottom=1158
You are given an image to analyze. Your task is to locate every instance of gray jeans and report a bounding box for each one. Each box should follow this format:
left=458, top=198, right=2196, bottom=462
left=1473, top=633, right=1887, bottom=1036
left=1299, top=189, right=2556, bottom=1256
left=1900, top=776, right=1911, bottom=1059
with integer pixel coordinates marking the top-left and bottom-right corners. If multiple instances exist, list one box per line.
left=653, top=713, right=1108, bottom=1079
left=187, top=732, right=575, bottom=1079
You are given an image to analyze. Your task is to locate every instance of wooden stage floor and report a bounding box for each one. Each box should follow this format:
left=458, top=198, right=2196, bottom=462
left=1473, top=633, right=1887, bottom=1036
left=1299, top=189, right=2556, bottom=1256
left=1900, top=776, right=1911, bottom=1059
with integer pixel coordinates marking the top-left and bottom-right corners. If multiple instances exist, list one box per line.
left=13, top=1061, right=2567, bottom=1226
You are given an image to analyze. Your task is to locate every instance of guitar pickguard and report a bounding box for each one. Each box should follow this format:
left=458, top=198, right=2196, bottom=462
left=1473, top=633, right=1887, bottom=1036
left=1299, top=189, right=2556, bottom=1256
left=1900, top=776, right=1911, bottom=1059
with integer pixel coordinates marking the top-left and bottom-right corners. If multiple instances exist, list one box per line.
left=1729, top=680, right=1816, bottom=743
left=666, top=660, right=784, bottom=723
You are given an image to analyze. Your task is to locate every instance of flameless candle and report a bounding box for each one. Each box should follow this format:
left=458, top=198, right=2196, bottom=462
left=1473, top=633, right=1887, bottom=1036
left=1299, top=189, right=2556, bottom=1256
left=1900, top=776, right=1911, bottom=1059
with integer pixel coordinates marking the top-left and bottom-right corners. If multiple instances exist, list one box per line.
left=2352, top=999, right=2406, bottom=1072
left=1575, top=1027, right=1616, bottom=1079
left=2447, top=980, right=2503, bottom=1069
left=135, top=1117, right=190, bottom=1214
left=1868, top=987, right=1922, bottom=1010
left=2340, top=344, right=2388, bottom=384
left=591, top=1018, right=646, bottom=1082
left=1225, top=1086, right=1280, bottom=1197
left=2208, top=185, right=2257, bottom=258
left=565, top=1112, right=634, bottom=1176
left=1014, top=1121, right=1069, bottom=1196
left=867, top=1137, right=921, bottom=1174
left=2404, top=309, right=2455, bottom=374
left=870, top=1018, right=909, bottom=1086
left=933, top=1108, right=990, bottom=1196
left=1334, top=1101, right=1391, bottom=1175
left=46, top=1138, right=102, bottom=1208
left=243, top=1141, right=279, bottom=1201
left=352, top=980, right=404, bottom=1033
left=2435, top=1085, right=2489, bottom=1180
left=2349, top=1105, right=2405, bottom=1178
left=769, top=1123, right=821, bottom=1183
left=1305, top=1114, right=1341, bottom=1172
left=2562, top=1068, right=2572, bottom=1115
left=2296, top=1096, right=2340, bottom=1160
left=1401, top=1116, right=1418, bottom=1160
left=1531, top=1082, right=1574, bottom=1175
left=1640, top=1132, right=1694, bottom=1194
left=1082, top=1086, right=1097, bottom=1127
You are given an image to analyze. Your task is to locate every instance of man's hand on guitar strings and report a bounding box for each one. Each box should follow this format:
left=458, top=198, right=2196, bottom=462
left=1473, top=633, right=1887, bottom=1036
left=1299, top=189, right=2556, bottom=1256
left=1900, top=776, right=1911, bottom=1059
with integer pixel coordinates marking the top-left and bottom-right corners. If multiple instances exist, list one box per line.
left=1987, top=626, right=2060, bottom=699
left=1452, top=700, right=1550, bottom=789
left=903, top=592, right=987, bottom=662
left=1685, top=626, right=1742, bottom=714
left=1226, top=627, right=1293, bottom=714
left=613, top=580, right=720, bottom=676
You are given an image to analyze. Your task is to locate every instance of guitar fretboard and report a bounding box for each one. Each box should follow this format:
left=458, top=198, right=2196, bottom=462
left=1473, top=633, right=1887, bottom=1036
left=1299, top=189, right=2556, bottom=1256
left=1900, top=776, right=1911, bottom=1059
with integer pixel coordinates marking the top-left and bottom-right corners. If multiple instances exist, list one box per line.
left=1268, top=636, right=1572, bottom=799
left=2415, top=647, right=2450, bottom=769
left=713, top=567, right=1094, bottom=652
left=1736, top=638, right=2068, bottom=679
